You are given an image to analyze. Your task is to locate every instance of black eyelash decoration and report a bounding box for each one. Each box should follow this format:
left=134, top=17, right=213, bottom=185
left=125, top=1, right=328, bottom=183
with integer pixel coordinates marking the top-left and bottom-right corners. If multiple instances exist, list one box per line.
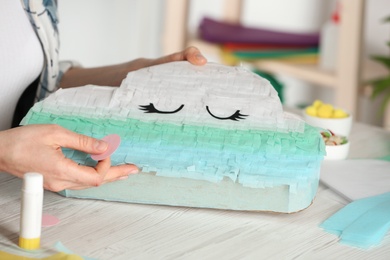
left=139, top=103, right=184, bottom=114
left=206, top=106, right=248, bottom=121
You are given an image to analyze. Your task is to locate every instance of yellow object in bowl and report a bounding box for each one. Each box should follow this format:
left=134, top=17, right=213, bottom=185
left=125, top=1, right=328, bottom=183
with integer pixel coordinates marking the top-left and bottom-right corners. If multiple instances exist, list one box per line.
left=317, top=104, right=334, bottom=118
left=305, top=100, right=348, bottom=119
left=312, top=100, right=323, bottom=108
left=305, top=106, right=318, bottom=117
left=333, top=109, right=349, bottom=118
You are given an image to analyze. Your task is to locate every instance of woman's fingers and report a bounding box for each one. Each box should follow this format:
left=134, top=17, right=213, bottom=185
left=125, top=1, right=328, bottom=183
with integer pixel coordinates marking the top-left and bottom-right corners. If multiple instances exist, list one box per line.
left=152, top=46, right=207, bottom=66
left=51, top=125, right=108, bottom=155
left=44, top=156, right=139, bottom=192
left=0, top=124, right=140, bottom=192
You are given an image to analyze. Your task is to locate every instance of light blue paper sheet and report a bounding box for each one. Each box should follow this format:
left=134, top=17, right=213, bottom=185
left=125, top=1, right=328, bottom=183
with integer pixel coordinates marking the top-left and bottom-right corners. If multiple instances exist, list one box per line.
left=320, top=192, right=390, bottom=249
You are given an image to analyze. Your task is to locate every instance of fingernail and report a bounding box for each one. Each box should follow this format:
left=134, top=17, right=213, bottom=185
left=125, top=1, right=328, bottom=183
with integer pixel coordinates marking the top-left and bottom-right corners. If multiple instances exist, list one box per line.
left=196, top=53, right=206, bottom=61
left=128, top=167, right=140, bottom=175
left=118, top=176, right=129, bottom=180
left=95, top=140, right=108, bottom=151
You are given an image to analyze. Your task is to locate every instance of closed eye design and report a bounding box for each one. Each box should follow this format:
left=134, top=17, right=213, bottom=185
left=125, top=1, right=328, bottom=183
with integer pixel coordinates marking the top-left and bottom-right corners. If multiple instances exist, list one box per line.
left=206, top=106, right=248, bottom=121
left=139, top=103, right=184, bottom=114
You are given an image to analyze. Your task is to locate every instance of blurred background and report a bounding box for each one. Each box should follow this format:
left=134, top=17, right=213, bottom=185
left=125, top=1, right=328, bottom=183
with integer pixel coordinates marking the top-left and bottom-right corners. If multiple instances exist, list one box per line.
left=58, top=0, right=390, bottom=128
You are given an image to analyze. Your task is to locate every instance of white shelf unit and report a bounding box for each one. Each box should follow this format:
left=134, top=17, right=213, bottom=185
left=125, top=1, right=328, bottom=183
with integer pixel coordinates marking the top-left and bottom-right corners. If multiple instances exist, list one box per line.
left=162, top=0, right=389, bottom=129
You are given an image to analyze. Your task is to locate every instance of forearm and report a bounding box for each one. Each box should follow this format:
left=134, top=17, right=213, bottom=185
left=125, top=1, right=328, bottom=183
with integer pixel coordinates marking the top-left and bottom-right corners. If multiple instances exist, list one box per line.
left=59, top=62, right=133, bottom=88
left=59, top=47, right=207, bottom=89
left=0, top=130, right=9, bottom=174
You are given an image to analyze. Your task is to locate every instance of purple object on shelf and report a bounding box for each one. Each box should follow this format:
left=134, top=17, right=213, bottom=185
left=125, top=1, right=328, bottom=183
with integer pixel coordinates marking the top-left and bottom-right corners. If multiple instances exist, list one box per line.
left=199, top=17, right=319, bottom=46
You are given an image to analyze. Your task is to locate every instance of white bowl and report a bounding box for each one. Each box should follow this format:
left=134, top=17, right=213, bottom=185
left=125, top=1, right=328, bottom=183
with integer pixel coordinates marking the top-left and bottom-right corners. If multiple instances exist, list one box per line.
left=324, top=142, right=350, bottom=160
left=303, top=112, right=352, bottom=137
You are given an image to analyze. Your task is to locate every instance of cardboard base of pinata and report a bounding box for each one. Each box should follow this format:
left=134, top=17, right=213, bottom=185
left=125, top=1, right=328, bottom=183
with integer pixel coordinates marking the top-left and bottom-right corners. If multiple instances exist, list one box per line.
left=59, top=171, right=320, bottom=213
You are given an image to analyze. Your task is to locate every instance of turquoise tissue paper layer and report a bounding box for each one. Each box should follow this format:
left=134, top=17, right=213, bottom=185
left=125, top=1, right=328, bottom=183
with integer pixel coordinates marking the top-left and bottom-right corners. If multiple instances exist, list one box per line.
left=23, top=109, right=325, bottom=189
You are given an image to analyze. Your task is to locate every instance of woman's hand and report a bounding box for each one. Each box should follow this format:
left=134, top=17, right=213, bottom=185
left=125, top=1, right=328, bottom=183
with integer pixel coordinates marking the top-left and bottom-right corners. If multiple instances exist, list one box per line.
left=130, top=46, right=208, bottom=69
left=60, top=46, right=207, bottom=88
left=0, top=124, right=139, bottom=192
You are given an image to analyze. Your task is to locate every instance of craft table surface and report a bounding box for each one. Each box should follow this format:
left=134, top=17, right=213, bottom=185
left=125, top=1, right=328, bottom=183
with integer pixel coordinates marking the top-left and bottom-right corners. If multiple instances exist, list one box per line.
left=1, top=122, right=390, bottom=259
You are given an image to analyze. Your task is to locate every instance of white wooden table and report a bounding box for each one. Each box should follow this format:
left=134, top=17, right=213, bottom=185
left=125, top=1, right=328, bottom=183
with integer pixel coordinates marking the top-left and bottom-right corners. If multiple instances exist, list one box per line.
left=1, top=122, right=390, bottom=259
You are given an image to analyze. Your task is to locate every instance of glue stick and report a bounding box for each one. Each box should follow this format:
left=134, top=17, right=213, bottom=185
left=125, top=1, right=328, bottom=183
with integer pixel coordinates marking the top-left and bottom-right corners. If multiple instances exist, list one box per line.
left=19, top=172, right=43, bottom=250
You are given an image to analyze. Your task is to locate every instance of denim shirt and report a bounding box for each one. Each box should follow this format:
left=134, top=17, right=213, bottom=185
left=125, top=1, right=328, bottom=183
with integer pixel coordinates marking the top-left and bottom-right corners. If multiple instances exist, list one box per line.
left=21, top=0, right=74, bottom=101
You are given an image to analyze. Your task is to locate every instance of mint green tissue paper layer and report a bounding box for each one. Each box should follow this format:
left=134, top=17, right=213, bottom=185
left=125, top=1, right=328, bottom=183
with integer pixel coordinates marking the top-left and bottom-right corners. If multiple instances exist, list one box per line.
left=22, top=110, right=325, bottom=189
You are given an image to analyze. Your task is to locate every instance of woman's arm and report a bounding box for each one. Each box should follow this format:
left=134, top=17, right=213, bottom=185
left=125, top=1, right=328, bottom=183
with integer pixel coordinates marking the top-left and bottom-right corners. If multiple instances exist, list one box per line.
left=60, top=46, right=207, bottom=88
